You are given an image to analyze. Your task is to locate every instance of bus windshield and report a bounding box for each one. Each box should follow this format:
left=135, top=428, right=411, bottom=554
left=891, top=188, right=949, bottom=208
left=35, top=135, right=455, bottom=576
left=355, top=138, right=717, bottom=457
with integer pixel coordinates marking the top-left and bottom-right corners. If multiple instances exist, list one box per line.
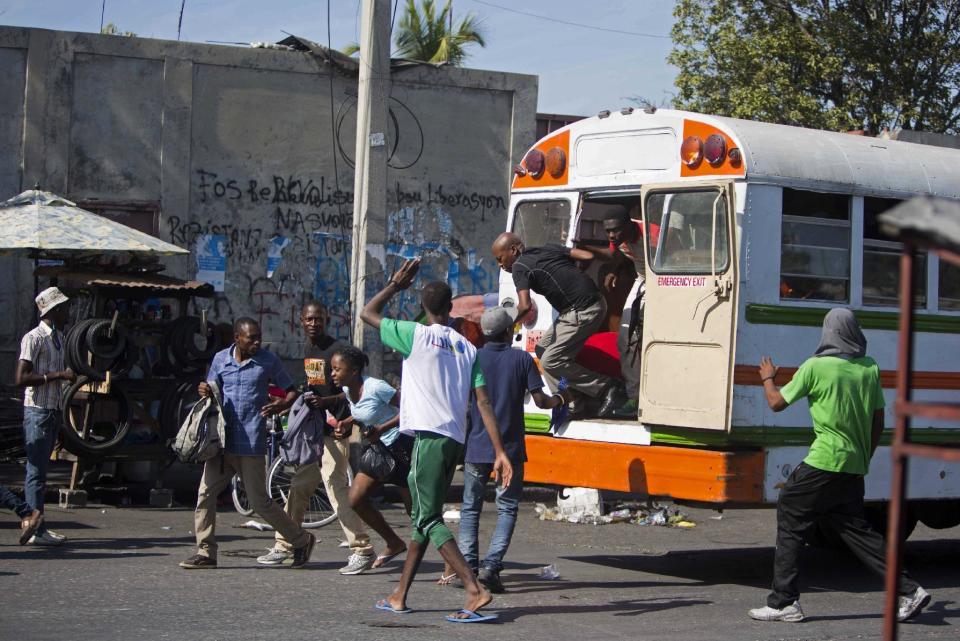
left=646, top=189, right=729, bottom=274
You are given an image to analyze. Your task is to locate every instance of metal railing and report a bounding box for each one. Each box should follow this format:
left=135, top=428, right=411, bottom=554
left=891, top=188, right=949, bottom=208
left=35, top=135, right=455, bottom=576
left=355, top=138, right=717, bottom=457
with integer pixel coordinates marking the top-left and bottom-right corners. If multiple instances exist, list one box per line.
left=883, top=244, right=960, bottom=641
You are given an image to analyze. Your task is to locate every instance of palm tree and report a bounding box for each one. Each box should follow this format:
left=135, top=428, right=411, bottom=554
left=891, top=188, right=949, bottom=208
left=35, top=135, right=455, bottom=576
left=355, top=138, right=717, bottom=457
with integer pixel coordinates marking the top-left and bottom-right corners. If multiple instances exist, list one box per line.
left=344, top=0, right=486, bottom=66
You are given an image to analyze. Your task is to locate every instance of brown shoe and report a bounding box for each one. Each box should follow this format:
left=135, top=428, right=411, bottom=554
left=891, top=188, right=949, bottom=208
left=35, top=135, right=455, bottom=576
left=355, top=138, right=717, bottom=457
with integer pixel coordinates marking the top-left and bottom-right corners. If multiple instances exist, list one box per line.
left=19, top=510, right=43, bottom=546
left=179, top=554, right=217, bottom=569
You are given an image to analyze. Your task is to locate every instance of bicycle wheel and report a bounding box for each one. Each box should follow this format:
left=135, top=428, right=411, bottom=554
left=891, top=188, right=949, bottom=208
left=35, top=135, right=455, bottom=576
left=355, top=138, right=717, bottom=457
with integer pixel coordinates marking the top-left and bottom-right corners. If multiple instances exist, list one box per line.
left=231, top=473, right=255, bottom=516
left=267, top=457, right=337, bottom=528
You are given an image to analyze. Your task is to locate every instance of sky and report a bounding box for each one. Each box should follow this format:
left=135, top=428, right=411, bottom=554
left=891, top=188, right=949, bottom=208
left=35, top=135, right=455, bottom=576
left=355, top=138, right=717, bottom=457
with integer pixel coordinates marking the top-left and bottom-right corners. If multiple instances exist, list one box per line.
left=0, top=0, right=678, bottom=116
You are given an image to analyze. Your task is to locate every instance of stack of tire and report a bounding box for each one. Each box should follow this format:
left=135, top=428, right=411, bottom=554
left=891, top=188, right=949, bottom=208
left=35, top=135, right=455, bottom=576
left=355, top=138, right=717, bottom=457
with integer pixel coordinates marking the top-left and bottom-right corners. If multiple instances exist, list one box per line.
left=66, top=318, right=133, bottom=381
left=59, top=316, right=218, bottom=457
left=153, top=317, right=219, bottom=377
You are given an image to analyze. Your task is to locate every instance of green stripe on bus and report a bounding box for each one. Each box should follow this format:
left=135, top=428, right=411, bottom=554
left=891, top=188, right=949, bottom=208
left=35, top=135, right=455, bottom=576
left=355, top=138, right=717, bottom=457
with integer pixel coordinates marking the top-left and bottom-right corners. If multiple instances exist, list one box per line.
left=650, top=426, right=960, bottom=448
left=524, top=413, right=552, bottom=434
left=523, top=416, right=960, bottom=448
left=745, top=303, right=960, bottom=334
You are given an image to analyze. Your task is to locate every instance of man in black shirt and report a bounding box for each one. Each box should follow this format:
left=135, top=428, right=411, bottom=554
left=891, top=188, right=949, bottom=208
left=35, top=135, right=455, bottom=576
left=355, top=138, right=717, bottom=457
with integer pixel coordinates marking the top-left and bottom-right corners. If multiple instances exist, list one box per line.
left=492, top=233, right=625, bottom=418
left=257, top=301, right=375, bottom=573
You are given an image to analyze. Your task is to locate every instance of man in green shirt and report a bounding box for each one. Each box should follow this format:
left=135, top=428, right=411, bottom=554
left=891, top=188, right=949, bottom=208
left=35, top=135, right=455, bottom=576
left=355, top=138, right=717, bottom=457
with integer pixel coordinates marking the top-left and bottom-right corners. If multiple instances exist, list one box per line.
left=749, top=308, right=929, bottom=623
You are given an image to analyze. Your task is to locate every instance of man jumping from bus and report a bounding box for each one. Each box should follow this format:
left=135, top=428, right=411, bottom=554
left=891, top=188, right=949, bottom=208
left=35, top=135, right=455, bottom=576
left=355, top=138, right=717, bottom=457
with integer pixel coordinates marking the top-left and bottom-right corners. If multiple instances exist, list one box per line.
left=492, top=232, right=626, bottom=419
left=750, top=308, right=930, bottom=623
left=361, top=259, right=513, bottom=623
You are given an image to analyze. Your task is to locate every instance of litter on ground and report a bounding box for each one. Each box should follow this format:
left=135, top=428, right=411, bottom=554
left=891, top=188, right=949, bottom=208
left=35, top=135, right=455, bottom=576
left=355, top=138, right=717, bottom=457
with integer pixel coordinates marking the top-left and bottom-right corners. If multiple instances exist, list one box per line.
left=534, top=492, right=695, bottom=528
left=235, top=520, right=274, bottom=531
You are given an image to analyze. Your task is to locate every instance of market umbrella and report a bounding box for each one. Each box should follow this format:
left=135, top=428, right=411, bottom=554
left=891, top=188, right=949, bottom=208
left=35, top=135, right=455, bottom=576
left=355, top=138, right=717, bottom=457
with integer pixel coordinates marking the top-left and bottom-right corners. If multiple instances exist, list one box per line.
left=0, top=188, right=188, bottom=257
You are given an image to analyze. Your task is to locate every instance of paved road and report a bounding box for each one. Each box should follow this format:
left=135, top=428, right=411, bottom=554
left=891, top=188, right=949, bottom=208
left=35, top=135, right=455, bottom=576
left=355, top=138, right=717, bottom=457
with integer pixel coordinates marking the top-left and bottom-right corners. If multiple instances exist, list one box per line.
left=1, top=490, right=958, bottom=641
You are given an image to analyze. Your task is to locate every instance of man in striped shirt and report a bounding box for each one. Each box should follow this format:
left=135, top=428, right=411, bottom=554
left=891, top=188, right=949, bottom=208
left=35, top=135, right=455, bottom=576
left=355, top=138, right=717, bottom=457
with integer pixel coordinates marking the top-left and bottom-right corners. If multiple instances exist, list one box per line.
left=15, top=287, right=75, bottom=545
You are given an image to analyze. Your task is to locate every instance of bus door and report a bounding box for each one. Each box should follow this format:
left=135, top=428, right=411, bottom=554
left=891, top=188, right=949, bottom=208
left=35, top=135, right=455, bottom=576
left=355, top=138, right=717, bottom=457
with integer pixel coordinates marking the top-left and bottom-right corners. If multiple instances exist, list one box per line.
left=638, top=182, right=738, bottom=431
left=501, top=193, right=580, bottom=353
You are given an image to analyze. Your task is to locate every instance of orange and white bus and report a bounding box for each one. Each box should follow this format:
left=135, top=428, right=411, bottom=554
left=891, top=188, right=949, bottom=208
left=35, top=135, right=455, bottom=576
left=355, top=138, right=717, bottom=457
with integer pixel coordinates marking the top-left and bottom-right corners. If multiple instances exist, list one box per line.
left=502, top=107, right=960, bottom=531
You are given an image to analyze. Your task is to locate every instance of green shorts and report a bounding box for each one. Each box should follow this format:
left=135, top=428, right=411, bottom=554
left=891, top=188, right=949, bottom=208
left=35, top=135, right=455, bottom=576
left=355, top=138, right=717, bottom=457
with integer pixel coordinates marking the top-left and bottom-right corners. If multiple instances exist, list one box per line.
left=407, top=431, right=462, bottom=549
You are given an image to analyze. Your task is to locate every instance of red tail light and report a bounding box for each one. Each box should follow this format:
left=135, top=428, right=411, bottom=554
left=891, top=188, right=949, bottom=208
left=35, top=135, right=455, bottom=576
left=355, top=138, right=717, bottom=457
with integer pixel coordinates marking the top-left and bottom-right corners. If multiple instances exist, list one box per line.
left=704, top=134, right=726, bottom=165
left=523, top=149, right=545, bottom=178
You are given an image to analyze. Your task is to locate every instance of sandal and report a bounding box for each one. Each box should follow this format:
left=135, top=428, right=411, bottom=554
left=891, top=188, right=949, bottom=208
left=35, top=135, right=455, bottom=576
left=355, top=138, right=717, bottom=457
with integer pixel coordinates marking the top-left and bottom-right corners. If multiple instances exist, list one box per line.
left=372, top=547, right=407, bottom=569
left=436, top=572, right=457, bottom=586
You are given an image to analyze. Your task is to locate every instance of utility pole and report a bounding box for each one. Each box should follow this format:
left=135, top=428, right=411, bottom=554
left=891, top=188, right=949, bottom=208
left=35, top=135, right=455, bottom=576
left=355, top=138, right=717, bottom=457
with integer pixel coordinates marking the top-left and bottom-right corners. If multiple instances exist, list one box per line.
left=350, top=0, right=391, bottom=373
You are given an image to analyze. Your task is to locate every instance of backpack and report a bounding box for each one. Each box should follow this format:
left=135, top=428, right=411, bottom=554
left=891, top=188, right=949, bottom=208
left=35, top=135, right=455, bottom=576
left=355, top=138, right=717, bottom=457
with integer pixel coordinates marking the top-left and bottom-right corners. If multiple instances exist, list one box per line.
left=278, top=394, right=325, bottom=467
left=171, top=380, right=226, bottom=463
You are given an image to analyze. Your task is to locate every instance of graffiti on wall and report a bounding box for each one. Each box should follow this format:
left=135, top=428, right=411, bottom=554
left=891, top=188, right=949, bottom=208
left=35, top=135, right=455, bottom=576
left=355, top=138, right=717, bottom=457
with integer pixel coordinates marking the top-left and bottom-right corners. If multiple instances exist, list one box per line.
left=176, top=165, right=506, bottom=356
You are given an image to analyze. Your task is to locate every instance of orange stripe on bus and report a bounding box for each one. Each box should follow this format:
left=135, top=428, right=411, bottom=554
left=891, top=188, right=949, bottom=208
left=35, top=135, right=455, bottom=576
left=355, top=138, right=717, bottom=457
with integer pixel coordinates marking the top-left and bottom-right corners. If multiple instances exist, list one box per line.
left=524, top=434, right=764, bottom=503
left=733, top=365, right=960, bottom=390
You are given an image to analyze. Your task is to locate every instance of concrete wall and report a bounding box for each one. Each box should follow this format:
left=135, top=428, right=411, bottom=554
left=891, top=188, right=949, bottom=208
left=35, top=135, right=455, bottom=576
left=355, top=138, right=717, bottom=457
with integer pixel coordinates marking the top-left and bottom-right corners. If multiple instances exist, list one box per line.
left=0, top=26, right=537, bottom=377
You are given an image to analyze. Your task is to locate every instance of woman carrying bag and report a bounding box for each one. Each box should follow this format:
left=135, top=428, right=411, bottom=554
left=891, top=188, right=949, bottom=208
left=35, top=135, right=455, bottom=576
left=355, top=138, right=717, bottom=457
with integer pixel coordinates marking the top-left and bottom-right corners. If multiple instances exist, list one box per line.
left=331, top=346, right=413, bottom=569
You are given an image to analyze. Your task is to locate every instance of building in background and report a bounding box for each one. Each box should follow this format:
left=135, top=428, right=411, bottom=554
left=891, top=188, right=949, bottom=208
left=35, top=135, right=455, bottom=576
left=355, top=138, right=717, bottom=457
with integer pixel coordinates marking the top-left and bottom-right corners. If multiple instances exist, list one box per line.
left=0, top=26, right=536, bottom=377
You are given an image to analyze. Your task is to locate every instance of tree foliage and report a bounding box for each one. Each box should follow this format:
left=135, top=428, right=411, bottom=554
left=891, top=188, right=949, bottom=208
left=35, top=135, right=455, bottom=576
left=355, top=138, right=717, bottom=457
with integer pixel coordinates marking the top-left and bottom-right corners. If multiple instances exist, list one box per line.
left=669, top=1, right=960, bottom=133
left=346, top=0, right=486, bottom=65
left=394, top=0, right=485, bottom=65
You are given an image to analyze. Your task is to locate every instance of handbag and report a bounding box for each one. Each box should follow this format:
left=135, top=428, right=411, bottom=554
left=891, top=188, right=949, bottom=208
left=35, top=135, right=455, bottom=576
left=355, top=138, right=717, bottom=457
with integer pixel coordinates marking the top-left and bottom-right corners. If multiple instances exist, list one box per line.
left=359, top=436, right=397, bottom=480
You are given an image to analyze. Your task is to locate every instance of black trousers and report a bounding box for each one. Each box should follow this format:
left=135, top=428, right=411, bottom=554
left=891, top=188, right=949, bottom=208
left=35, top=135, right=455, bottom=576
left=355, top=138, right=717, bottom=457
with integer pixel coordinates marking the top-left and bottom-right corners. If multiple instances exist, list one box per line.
left=768, top=462, right=920, bottom=608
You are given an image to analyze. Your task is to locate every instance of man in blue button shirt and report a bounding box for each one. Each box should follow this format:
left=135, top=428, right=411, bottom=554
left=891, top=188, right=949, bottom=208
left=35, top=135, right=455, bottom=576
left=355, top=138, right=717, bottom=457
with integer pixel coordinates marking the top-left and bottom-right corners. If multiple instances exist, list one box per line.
left=180, top=317, right=316, bottom=569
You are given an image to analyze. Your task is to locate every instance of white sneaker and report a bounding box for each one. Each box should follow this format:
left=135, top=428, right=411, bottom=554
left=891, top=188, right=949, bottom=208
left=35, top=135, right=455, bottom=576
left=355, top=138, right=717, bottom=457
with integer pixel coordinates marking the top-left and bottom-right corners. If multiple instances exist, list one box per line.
left=29, top=530, right=66, bottom=546
left=339, top=553, right=375, bottom=575
left=748, top=601, right=804, bottom=622
left=256, top=547, right=291, bottom=566
left=897, top=587, right=931, bottom=622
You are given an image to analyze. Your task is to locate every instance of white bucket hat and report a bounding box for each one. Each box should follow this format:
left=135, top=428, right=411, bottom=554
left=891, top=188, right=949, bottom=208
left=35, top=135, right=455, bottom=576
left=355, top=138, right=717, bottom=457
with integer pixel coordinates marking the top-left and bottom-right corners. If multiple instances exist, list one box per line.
left=35, top=286, right=69, bottom=317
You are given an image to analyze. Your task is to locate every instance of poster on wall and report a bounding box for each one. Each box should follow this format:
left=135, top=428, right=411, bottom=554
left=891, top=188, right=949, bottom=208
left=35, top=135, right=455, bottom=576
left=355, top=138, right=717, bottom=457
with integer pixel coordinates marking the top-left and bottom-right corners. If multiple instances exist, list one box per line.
left=266, top=236, right=291, bottom=278
left=196, top=234, right=227, bottom=292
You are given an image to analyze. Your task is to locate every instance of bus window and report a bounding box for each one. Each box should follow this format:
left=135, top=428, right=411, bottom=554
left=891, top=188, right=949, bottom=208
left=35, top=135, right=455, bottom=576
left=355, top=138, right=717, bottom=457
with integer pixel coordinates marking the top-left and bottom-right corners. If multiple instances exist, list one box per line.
left=939, top=261, right=960, bottom=311
left=863, top=196, right=927, bottom=307
left=645, top=189, right=728, bottom=274
left=779, top=189, right=850, bottom=302
left=578, top=198, right=641, bottom=245
left=512, top=200, right=571, bottom=247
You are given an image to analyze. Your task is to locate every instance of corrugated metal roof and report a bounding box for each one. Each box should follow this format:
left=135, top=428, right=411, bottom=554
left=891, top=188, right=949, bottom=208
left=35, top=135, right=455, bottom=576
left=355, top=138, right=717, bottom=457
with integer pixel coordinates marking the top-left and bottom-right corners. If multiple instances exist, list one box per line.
left=34, top=267, right=214, bottom=295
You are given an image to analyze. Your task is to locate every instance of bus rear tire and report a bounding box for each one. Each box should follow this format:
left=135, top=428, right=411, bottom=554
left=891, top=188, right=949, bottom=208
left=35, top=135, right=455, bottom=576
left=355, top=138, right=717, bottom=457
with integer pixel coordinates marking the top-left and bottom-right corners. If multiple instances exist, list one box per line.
left=863, top=502, right=918, bottom=540
left=911, top=499, right=960, bottom=530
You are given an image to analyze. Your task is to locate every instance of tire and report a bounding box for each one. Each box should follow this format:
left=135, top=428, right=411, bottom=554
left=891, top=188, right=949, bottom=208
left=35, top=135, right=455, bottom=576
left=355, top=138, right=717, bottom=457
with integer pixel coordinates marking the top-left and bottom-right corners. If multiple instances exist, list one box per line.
left=85, top=319, right=128, bottom=360
left=911, top=499, right=960, bottom=530
left=864, top=502, right=918, bottom=540
left=231, top=473, right=255, bottom=516
left=59, top=375, right=132, bottom=455
left=267, top=457, right=338, bottom=528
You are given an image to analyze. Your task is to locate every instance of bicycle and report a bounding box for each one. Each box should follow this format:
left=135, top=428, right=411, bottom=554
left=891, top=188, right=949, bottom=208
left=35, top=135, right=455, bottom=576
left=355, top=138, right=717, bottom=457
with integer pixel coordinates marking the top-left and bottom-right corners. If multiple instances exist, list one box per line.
left=231, top=414, right=339, bottom=529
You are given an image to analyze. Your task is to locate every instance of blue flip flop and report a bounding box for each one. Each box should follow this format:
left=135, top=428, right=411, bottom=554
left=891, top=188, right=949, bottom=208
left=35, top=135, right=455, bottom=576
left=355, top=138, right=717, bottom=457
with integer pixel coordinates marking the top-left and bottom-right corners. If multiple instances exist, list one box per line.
left=375, top=600, right=412, bottom=615
left=445, top=609, right=499, bottom=623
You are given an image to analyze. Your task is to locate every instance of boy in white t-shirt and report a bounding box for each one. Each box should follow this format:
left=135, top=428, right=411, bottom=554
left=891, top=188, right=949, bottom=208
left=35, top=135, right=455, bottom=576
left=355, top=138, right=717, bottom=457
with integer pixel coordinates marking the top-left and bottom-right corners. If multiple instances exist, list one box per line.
left=360, top=258, right=513, bottom=624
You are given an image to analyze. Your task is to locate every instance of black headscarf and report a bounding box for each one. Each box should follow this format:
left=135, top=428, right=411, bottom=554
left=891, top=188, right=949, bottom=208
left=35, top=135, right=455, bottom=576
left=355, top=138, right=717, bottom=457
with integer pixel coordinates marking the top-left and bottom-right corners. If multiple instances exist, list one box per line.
left=814, top=308, right=867, bottom=359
